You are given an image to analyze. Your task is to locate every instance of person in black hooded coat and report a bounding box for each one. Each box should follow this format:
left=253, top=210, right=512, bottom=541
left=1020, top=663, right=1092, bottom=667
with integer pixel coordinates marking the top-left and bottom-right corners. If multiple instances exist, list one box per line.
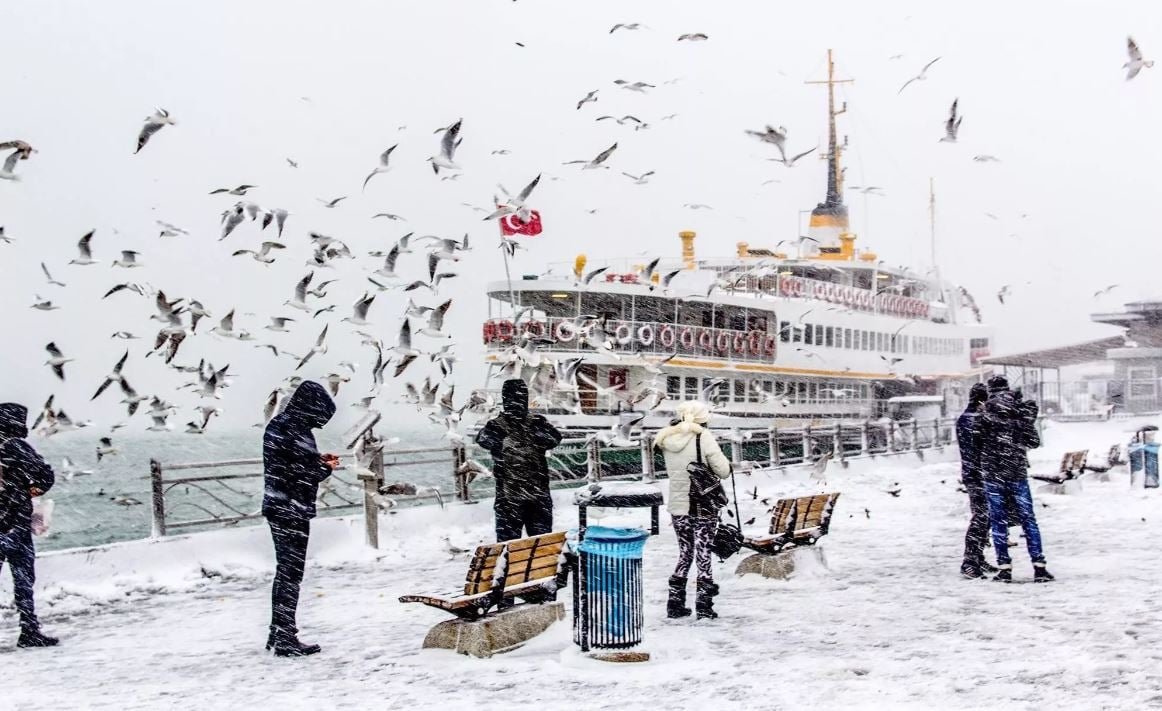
left=0, top=402, right=58, bottom=648
left=475, top=379, right=562, bottom=541
left=262, top=381, right=337, bottom=656
left=956, top=383, right=996, bottom=579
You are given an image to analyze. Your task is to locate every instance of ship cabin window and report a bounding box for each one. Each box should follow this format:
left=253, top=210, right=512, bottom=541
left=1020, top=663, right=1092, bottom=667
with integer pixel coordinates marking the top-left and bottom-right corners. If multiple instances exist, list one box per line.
left=814, top=325, right=824, bottom=344
left=793, top=326, right=803, bottom=343
left=667, top=376, right=681, bottom=398
left=844, top=328, right=852, bottom=349
left=733, top=380, right=746, bottom=403
left=804, top=325, right=814, bottom=345
left=825, top=327, right=835, bottom=347
left=684, top=377, right=699, bottom=400
left=780, top=321, right=791, bottom=343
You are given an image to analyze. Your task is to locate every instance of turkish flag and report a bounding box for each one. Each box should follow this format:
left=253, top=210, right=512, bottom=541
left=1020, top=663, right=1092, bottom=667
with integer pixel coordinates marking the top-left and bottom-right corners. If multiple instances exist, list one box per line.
left=499, top=210, right=543, bottom=237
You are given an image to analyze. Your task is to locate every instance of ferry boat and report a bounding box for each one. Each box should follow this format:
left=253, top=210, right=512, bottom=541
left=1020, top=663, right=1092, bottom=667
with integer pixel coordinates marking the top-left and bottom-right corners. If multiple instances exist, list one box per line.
left=478, top=53, right=994, bottom=435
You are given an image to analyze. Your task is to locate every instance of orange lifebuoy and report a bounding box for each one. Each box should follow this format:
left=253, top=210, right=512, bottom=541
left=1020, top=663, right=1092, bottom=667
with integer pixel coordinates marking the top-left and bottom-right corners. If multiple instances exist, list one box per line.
left=764, top=334, right=777, bottom=356
left=734, top=332, right=747, bottom=354
left=716, top=331, right=731, bottom=353
left=748, top=331, right=762, bottom=354
left=659, top=325, right=676, bottom=348
left=555, top=321, right=576, bottom=342
left=496, top=320, right=514, bottom=341
left=483, top=322, right=495, bottom=343
left=699, top=329, right=714, bottom=350
left=679, top=327, right=695, bottom=349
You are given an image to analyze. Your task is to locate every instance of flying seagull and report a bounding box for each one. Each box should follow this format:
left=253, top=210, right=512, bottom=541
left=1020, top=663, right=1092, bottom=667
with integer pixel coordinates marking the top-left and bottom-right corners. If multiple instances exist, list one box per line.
left=614, top=79, right=655, bottom=93
left=576, top=90, right=599, bottom=110
left=1126, top=36, right=1154, bottom=80
left=44, top=343, right=72, bottom=380
left=362, top=144, right=398, bottom=191
left=677, top=33, right=709, bottom=41
left=430, top=119, right=463, bottom=174
left=622, top=171, right=654, bottom=185
left=564, top=143, right=617, bottom=169
left=231, top=241, right=286, bottom=264
left=609, top=22, right=646, bottom=33
left=135, top=108, right=176, bottom=153
left=317, top=196, right=347, bottom=208
left=41, top=263, right=66, bottom=287
left=940, top=99, right=963, bottom=143
left=209, top=184, right=257, bottom=196
left=898, top=57, right=941, bottom=94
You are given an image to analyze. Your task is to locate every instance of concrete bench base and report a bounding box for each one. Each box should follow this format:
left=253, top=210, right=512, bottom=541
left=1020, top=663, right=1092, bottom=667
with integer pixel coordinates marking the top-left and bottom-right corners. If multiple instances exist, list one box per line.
left=422, top=602, right=566, bottom=658
left=735, top=546, right=829, bottom=580
left=1037, top=479, right=1084, bottom=496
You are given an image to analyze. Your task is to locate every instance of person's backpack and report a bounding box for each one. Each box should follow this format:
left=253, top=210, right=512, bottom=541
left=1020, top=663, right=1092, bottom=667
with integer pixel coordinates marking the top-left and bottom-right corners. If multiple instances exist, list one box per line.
left=0, top=438, right=14, bottom=533
left=687, top=434, right=728, bottom=511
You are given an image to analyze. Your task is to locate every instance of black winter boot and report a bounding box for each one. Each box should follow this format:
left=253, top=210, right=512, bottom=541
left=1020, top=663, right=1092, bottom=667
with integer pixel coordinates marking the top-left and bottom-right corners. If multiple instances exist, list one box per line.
left=993, top=566, right=1012, bottom=583
left=666, top=576, right=691, bottom=619
left=1033, top=563, right=1055, bottom=583
left=695, top=580, right=719, bottom=620
left=17, top=629, right=59, bottom=648
left=960, top=560, right=984, bottom=579
left=980, top=561, right=999, bottom=574
left=269, top=627, right=321, bottom=657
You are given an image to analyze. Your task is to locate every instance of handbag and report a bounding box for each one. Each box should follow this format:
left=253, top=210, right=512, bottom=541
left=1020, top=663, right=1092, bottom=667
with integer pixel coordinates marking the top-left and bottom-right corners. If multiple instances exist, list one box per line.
left=687, top=434, right=728, bottom=511
left=712, top=468, right=744, bottom=561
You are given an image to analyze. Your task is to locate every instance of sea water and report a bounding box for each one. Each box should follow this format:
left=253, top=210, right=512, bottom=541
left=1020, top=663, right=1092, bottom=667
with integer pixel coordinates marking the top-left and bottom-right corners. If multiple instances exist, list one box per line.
left=29, top=424, right=452, bottom=552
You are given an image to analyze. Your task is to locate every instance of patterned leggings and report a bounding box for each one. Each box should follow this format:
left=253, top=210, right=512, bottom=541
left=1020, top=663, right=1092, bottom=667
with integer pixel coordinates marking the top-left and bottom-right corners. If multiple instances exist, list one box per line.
left=672, top=514, right=718, bottom=581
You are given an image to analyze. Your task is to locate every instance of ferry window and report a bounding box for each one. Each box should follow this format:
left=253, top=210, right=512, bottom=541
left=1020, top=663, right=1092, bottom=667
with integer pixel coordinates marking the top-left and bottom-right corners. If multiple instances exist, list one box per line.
left=844, top=328, right=852, bottom=349
left=860, top=331, right=869, bottom=350
left=763, top=381, right=774, bottom=394
left=684, top=377, right=699, bottom=400
left=796, top=382, right=806, bottom=402
left=825, top=327, right=835, bottom=348
left=860, top=384, right=869, bottom=399
left=733, top=379, right=746, bottom=403
left=807, top=382, right=817, bottom=401
left=780, top=321, right=791, bottom=343
left=804, top=325, right=814, bottom=345
left=793, top=327, right=803, bottom=343
left=874, top=333, right=882, bottom=352
left=667, top=376, right=680, bottom=398
left=814, top=325, right=824, bottom=344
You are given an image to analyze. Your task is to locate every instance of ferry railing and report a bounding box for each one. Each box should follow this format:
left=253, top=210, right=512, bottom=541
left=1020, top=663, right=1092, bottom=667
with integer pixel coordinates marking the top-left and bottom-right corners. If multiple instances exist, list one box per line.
left=149, top=417, right=960, bottom=547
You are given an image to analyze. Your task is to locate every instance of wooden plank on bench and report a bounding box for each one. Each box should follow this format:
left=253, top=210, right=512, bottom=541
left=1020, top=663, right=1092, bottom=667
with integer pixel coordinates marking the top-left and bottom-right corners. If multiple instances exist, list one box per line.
left=745, top=493, right=840, bottom=553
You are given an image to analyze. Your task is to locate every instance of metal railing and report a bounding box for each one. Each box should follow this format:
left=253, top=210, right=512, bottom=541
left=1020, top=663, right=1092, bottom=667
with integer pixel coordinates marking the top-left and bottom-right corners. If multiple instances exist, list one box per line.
left=148, top=417, right=959, bottom=547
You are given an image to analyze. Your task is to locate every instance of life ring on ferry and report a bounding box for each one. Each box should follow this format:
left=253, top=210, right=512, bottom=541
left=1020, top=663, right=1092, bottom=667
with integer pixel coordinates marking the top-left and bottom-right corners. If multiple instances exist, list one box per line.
left=733, top=333, right=747, bottom=354
left=813, top=282, right=826, bottom=300
left=613, top=322, right=632, bottom=345
left=921, top=303, right=930, bottom=318
left=483, top=322, right=495, bottom=344
left=495, top=320, right=515, bottom=341
left=862, top=291, right=872, bottom=309
left=748, top=331, right=763, bottom=354
left=764, top=334, right=777, bottom=356
left=827, top=284, right=839, bottom=302
left=658, top=325, right=676, bottom=349
left=525, top=320, right=545, bottom=337
left=716, top=331, right=731, bottom=353
left=780, top=278, right=794, bottom=296
left=679, top=327, right=695, bottom=349
left=699, top=328, right=714, bottom=350
left=555, top=321, right=576, bottom=342
left=844, top=287, right=854, bottom=305
left=637, top=324, right=655, bottom=347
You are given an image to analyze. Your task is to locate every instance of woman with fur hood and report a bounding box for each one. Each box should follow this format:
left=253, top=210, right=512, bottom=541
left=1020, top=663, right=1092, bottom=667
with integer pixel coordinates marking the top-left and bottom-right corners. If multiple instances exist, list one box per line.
left=654, top=401, right=731, bottom=619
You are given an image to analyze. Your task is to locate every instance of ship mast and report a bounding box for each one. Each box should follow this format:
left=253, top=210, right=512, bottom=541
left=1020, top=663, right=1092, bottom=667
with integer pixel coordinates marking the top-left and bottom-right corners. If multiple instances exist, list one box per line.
left=929, top=177, right=938, bottom=274
left=805, top=50, right=855, bottom=259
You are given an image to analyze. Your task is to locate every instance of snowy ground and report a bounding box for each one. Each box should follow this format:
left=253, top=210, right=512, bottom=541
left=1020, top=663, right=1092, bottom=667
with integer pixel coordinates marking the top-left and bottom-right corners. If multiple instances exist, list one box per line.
left=3, top=417, right=1162, bottom=711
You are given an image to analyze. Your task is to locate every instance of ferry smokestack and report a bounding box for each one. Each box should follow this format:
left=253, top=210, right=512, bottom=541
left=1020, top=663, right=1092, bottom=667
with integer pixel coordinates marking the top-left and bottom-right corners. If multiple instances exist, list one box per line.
left=679, top=230, right=696, bottom=269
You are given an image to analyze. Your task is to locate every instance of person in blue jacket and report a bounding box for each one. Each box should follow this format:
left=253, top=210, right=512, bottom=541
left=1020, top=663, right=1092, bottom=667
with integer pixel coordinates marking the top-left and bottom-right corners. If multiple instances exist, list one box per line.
left=0, top=402, right=58, bottom=648
left=262, top=381, right=337, bottom=656
left=956, top=383, right=996, bottom=579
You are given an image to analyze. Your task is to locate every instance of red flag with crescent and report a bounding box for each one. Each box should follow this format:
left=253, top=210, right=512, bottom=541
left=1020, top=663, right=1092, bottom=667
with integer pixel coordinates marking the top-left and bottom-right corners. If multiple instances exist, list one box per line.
left=499, top=210, right=543, bottom=236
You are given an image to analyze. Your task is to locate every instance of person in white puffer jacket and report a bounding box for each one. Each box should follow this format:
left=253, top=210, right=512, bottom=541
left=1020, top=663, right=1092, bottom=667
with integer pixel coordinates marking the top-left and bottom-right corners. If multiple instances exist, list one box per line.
left=654, top=401, right=731, bottom=620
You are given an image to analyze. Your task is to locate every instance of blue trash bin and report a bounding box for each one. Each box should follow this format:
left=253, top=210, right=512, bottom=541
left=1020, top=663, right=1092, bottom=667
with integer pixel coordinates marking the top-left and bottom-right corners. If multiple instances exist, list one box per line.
left=1145, top=443, right=1160, bottom=489
left=572, top=526, right=649, bottom=652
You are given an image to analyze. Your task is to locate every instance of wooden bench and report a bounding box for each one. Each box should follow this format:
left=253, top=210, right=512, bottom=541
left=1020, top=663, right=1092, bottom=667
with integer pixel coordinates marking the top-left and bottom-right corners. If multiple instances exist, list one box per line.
left=399, top=531, right=568, bottom=621
left=1082, top=444, right=1123, bottom=473
left=742, top=493, right=841, bottom=554
left=1031, top=450, right=1088, bottom=485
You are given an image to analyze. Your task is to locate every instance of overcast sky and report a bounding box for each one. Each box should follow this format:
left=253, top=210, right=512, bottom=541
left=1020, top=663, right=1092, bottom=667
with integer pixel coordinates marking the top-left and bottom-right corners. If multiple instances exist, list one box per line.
left=2, top=0, right=1159, bottom=431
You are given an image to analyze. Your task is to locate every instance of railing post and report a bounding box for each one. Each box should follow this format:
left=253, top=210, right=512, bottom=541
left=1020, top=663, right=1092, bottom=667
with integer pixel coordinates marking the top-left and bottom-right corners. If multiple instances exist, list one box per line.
left=860, top=421, right=870, bottom=456
left=887, top=421, right=896, bottom=453
left=802, top=425, right=812, bottom=464
left=453, top=445, right=469, bottom=501
left=149, top=458, right=166, bottom=538
left=587, top=438, right=601, bottom=483
left=640, top=434, right=656, bottom=483
left=833, top=425, right=843, bottom=463
left=912, top=419, right=920, bottom=450
left=358, top=434, right=385, bottom=550
left=771, top=427, right=781, bottom=467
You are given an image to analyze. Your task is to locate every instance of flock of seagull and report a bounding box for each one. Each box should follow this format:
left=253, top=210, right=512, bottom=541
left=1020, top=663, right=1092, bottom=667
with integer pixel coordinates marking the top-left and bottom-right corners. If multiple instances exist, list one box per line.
left=0, top=28, right=1153, bottom=495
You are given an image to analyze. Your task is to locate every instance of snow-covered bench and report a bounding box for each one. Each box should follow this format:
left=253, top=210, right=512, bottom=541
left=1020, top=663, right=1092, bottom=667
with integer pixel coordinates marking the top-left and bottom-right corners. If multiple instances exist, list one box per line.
left=1031, top=451, right=1088, bottom=485
left=742, top=492, right=841, bottom=554
left=399, top=531, right=569, bottom=621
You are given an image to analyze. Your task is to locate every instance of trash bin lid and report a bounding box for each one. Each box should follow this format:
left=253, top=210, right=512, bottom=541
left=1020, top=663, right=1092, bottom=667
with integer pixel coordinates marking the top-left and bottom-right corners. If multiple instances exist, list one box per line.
left=577, top=526, right=650, bottom=556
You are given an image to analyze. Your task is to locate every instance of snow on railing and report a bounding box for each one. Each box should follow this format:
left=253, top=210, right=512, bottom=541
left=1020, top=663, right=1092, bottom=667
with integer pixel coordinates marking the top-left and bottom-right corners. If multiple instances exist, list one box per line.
left=148, top=417, right=960, bottom=546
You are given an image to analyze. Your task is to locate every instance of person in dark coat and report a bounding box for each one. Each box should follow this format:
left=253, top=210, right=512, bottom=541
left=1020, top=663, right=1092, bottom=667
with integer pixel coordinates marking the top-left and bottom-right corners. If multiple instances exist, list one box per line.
left=475, top=379, right=562, bottom=542
left=262, top=381, right=338, bottom=656
left=980, top=375, right=1054, bottom=583
left=957, top=383, right=996, bottom=579
left=0, top=402, right=58, bottom=648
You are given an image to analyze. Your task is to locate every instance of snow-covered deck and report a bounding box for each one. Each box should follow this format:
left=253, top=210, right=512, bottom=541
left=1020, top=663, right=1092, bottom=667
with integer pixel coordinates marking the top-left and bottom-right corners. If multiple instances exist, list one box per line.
left=4, top=418, right=1162, bottom=710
